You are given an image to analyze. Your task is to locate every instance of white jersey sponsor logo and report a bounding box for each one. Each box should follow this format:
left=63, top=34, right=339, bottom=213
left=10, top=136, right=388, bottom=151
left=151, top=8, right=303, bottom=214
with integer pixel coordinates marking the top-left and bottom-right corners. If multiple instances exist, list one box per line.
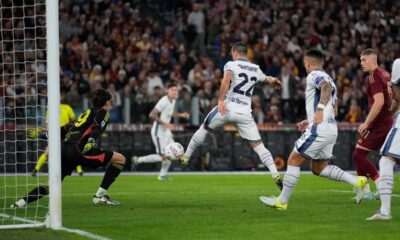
left=223, top=59, right=267, bottom=114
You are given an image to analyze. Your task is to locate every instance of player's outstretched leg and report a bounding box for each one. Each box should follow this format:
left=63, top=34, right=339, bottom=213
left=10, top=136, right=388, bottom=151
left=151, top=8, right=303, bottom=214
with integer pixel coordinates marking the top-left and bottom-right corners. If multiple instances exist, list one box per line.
left=11, top=185, right=49, bottom=208
left=367, top=156, right=395, bottom=220
left=314, top=162, right=367, bottom=203
left=131, top=154, right=162, bottom=170
left=93, top=152, right=126, bottom=205
left=250, top=142, right=282, bottom=189
left=179, top=125, right=209, bottom=164
left=353, top=147, right=380, bottom=194
left=259, top=150, right=304, bottom=210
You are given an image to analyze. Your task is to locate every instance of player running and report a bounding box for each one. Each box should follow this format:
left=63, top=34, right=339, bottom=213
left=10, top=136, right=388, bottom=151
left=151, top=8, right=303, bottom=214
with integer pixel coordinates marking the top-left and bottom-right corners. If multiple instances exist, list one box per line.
left=367, top=58, right=400, bottom=220
left=11, top=89, right=126, bottom=207
left=131, top=83, right=190, bottom=180
left=179, top=42, right=283, bottom=188
left=352, top=49, right=394, bottom=200
left=259, top=49, right=367, bottom=210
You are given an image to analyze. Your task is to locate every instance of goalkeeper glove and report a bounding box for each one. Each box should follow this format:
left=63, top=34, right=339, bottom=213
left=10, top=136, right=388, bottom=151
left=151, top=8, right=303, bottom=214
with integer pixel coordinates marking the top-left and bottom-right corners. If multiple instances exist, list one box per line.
left=26, top=128, right=47, bottom=139
left=82, top=138, right=97, bottom=154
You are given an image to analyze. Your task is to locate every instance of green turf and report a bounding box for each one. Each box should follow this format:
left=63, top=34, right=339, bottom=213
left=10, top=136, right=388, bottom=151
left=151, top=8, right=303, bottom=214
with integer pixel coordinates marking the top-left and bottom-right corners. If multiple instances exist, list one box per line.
left=1, top=174, right=399, bottom=240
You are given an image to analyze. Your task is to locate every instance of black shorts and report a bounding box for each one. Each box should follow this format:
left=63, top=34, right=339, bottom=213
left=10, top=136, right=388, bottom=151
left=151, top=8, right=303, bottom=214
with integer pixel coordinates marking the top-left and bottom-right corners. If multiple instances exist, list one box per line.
left=61, top=143, right=113, bottom=180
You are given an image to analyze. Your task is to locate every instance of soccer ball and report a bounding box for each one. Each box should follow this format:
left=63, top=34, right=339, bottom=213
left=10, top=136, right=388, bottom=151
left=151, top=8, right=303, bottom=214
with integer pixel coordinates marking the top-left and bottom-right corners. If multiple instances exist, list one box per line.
left=165, top=142, right=184, bottom=161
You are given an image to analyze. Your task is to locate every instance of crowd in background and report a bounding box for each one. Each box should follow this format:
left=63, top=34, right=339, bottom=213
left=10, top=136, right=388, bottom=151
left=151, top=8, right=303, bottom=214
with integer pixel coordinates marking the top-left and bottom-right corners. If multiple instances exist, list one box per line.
left=2, top=0, right=400, bottom=125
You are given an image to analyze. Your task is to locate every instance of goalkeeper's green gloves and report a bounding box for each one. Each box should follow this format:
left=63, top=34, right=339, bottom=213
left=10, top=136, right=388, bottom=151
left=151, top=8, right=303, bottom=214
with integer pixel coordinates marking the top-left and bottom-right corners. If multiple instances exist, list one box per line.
left=82, top=138, right=97, bottom=154
left=26, top=128, right=47, bottom=139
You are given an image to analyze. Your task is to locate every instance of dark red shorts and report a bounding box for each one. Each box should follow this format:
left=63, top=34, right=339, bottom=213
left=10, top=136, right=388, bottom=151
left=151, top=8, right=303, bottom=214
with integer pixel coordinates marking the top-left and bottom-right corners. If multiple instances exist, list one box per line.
left=357, top=122, right=393, bottom=150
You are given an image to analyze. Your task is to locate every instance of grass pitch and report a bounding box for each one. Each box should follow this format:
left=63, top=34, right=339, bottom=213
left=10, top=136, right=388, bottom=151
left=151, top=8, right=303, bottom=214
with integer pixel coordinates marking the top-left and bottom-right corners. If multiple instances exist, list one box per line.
left=1, top=173, right=399, bottom=240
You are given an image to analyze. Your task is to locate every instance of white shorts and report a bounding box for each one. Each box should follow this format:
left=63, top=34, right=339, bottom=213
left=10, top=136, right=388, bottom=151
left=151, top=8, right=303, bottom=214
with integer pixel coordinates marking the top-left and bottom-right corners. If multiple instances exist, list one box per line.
left=380, top=113, right=400, bottom=160
left=294, top=124, right=337, bottom=160
left=151, top=134, right=174, bottom=155
left=203, top=107, right=261, bottom=141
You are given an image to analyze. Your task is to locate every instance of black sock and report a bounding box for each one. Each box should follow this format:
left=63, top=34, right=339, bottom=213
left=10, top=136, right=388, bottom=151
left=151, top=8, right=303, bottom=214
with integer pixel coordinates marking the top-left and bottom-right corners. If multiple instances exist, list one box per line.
left=100, top=163, right=124, bottom=190
left=23, top=185, right=48, bottom=203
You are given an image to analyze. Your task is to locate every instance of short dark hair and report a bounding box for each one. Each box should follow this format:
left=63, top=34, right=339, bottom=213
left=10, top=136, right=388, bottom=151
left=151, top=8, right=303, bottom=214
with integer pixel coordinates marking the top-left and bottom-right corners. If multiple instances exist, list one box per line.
left=361, top=48, right=378, bottom=56
left=167, top=82, right=178, bottom=89
left=231, top=42, right=247, bottom=55
left=91, top=88, right=111, bottom=108
left=305, top=49, right=324, bottom=63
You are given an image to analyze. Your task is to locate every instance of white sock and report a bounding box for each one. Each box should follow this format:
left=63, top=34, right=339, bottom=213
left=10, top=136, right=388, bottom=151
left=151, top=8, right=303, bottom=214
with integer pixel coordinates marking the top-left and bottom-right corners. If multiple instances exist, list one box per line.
left=279, top=165, right=300, bottom=204
left=95, top=187, right=107, bottom=197
left=15, top=199, right=27, bottom=207
left=319, top=165, right=358, bottom=186
left=138, top=154, right=162, bottom=163
left=185, top=126, right=208, bottom=157
left=379, top=156, right=395, bottom=216
left=253, top=144, right=278, bottom=175
left=159, top=160, right=171, bottom=177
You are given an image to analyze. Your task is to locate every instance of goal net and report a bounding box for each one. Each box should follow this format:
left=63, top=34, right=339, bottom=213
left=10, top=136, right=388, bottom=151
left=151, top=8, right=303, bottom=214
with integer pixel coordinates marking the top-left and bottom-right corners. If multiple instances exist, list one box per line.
left=0, top=0, right=61, bottom=229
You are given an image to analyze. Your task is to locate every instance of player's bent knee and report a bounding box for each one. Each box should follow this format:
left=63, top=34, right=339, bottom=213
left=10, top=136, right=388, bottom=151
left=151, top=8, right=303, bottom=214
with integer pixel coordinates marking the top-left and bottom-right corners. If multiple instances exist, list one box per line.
left=111, top=152, right=126, bottom=165
left=287, top=150, right=305, bottom=166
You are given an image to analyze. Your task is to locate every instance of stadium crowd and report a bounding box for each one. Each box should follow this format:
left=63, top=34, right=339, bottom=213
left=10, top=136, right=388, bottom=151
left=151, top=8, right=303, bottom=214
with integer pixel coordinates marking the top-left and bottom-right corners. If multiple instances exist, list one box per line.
left=2, top=0, right=400, bottom=125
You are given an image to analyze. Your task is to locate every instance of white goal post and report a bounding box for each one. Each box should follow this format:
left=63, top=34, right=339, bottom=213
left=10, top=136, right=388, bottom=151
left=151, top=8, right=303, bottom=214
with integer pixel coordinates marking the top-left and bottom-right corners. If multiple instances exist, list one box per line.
left=0, top=0, right=61, bottom=229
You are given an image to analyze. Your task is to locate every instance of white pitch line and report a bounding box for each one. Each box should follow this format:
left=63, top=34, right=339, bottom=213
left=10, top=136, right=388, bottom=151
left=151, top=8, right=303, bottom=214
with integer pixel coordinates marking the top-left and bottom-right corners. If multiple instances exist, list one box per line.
left=329, top=189, right=400, bottom=198
left=0, top=213, right=111, bottom=240
left=60, top=227, right=112, bottom=240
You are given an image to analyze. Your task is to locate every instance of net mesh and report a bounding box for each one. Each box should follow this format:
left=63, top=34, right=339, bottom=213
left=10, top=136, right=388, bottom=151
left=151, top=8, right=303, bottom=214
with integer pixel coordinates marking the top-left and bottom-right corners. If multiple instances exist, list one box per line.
left=0, top=0, right=49, bottom=226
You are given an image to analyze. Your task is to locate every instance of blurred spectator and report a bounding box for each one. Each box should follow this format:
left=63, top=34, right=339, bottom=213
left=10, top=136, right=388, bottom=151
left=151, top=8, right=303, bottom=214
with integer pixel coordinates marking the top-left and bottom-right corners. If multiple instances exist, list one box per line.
left=187, top=3, right=205, bottom=55
left=280, top=64, right=297, bottom=123
left=147, top=70, right=164, bottom=96
left=345, top=99, right=363, bottom=123
left=4, top=0, right=397, bottom=126
left=108, top=83, right=122, bottom=123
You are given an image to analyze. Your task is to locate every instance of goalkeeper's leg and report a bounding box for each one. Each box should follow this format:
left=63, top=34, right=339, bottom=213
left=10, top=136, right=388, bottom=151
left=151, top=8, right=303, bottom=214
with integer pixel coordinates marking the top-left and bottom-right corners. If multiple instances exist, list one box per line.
left=11, top=185, right=49, bottom=208
left=93, top=151, right=126, bottom=205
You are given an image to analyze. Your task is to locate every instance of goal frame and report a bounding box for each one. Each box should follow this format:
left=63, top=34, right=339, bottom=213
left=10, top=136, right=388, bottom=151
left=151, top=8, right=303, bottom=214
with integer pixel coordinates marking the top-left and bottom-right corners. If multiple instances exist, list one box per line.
left=0, top=0, right=61, bottom=230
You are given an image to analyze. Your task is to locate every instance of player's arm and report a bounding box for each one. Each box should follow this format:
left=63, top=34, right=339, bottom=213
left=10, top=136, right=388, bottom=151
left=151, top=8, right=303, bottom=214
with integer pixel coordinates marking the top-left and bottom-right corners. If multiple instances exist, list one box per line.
left=217, top=70, right=233, bottom=115
left=264, top=76, right=282, bottom=89
left=313, top=81, right=331, bottom=124
left=149, top=108, right=174, bottom=129
left=83, top=109, right=108, bottom=153
left=172, top=112, right=190, bottom=119
left=360, top=93, right=384, bottom=130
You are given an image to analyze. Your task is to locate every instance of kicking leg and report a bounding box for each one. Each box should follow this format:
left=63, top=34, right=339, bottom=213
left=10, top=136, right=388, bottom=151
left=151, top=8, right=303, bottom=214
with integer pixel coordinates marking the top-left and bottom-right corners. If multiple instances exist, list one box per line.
left=260, top=150, right=305, bottom=209
left=250, top=141, right=281, bottom=189
left=180, top=125, right=209, bottom=163
left=353, top=146, right=380, bottom=189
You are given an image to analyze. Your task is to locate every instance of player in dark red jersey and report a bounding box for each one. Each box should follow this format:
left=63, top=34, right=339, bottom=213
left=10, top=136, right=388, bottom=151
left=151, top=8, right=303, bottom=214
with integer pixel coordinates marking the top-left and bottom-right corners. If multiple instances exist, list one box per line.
left=353, top=49, right=394, bottom=200
left=11, top=89, right=126, bottom=207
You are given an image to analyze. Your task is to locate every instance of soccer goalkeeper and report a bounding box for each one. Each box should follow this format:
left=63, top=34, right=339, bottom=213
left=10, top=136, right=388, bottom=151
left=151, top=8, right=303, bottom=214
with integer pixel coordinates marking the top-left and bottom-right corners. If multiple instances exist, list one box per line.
left=31, top=94, right=83, bottom=176
left=12, top=89, right=126, bottom=207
